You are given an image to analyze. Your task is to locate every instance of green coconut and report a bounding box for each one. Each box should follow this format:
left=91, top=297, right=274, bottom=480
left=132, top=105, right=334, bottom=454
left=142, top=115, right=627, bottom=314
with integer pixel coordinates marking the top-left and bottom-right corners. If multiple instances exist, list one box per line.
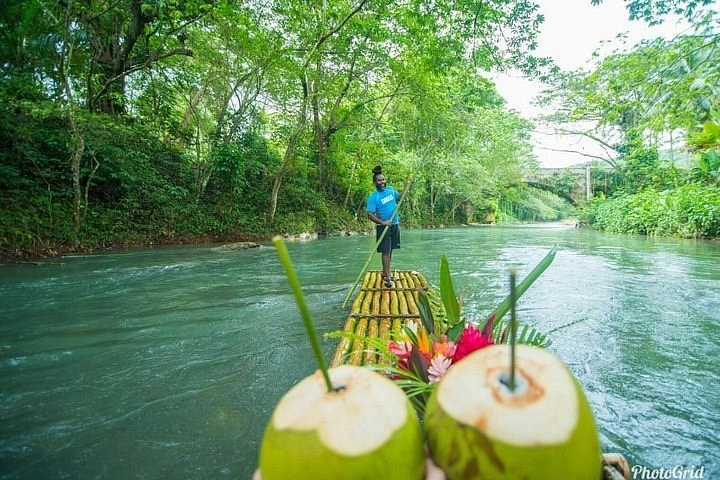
left=425, top=344, right=601, bottom=480
left=259, top=365, right=425, bottom=479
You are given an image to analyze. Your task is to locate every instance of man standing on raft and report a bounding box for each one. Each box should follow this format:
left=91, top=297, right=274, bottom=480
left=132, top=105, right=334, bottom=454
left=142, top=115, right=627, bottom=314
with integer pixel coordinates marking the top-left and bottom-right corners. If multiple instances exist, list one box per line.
left=366, top=165, right=403, bottom=288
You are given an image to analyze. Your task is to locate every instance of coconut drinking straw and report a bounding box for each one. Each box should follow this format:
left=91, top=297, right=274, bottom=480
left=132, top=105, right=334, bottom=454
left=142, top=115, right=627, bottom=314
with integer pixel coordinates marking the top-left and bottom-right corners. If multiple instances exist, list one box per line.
left=486, top=246, right=556, bottom=326
left=341, top=177, right=414, bottom=309
left=273, top=236, right=334, bottom=392
left=498, top=268, right=519, bottom=392
left=509, top=268, right=518, bottom=391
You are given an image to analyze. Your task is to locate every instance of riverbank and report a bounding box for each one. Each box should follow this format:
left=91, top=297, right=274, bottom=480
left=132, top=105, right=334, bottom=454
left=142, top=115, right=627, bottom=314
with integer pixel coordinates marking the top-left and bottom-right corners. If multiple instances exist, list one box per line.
left=0, top=228, right=377, bottom=264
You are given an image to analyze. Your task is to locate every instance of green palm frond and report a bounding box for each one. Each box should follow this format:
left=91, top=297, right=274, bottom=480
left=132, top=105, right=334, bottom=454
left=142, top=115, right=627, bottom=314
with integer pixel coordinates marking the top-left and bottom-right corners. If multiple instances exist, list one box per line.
left=490, top=317, right=551, bottom=348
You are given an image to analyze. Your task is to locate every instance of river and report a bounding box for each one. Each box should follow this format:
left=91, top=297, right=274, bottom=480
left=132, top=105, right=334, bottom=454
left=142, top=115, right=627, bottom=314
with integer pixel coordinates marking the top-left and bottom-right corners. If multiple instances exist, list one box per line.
left=1, top=224, right=718, bottom=479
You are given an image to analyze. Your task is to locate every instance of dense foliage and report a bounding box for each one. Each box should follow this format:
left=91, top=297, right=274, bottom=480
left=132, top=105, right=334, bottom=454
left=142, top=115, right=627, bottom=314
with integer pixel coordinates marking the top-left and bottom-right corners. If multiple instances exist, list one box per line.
left=0, top=0, right=557, bottom=259
left=585, top=185, right=720, bottom=237
left=1, top=0, right=717, bottom=259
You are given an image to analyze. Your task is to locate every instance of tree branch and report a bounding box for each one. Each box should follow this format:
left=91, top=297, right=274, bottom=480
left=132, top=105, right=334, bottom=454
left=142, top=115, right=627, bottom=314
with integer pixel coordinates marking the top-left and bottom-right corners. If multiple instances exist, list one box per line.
left=301, top=0, right=371, bottom=71
left=536, top=146, right=618, bottom=168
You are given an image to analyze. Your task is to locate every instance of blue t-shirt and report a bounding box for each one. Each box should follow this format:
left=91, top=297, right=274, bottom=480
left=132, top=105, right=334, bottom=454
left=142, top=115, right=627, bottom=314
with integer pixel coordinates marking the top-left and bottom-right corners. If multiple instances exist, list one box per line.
left=366, top=186, right=400, bottom=224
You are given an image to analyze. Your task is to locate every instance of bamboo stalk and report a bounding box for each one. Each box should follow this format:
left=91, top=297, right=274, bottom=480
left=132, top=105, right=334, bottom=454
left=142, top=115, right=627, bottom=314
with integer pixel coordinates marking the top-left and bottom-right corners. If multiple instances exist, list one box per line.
left=329, top=316, right=357, bottom=367
left=390, top=290, right=399, bottom=314
left=410, top=271, right=425, bottom=295
left=371, top=290, right=381, bottom=316
left=361, top=282, right=374, bottom=313
left=348, top=318, right=368, bottom=366
left=405, top=289, right=418, bottom=315
left=377, top=318, right=392, bottom=366
left=350, top=289, right=365, bottom=314
left=364, top=319, right=379, bottom=365
left=392, top=318, right=404, bottom=338
left=380, top=290, right=390, bottom=315
left=414, top=271, right=429, bottom=289
left=399, top=288, right=409, bottom=315
left=395, top=272, right=406, bottom=289
left=405, top=274, right=419, bottom=303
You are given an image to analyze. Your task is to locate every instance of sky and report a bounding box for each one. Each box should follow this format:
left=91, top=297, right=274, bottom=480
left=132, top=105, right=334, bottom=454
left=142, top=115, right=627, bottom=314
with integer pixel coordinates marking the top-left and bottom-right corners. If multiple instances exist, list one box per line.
left=492, top=0, right=693, bottom=168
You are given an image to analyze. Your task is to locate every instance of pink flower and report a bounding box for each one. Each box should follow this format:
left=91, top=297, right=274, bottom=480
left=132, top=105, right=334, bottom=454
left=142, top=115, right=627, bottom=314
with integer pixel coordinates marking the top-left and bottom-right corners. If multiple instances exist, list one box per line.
left=389, top=340, right=411, bottom=359
left=428, top=354, right=452, bottom=383
left=432, top=335, right=457, bottom=359
left=453, top=323, right=493, bottom=363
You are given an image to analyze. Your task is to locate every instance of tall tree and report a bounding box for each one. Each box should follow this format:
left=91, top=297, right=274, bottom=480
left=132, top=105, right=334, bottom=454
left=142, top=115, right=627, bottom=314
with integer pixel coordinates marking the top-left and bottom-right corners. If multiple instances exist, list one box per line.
left=536, top=10, right=719, bottom=171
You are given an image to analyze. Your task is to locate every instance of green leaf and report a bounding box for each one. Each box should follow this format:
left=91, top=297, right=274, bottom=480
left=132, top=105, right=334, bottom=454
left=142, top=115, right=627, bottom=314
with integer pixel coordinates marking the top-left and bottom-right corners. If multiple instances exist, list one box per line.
left=447, top=322, right=465, bottom=342
left=440, top=255, right=460, bottom=326
left=416, top=289, right=435, bottom=334
left=403, top=325, right=419, bottom=347
left=489, top=246, right=556, bottom=324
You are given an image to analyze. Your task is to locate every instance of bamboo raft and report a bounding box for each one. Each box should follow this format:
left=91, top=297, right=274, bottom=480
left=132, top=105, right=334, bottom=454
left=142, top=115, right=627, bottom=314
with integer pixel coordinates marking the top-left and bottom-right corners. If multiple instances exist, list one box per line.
left=330, top=269, right=429, bottom=367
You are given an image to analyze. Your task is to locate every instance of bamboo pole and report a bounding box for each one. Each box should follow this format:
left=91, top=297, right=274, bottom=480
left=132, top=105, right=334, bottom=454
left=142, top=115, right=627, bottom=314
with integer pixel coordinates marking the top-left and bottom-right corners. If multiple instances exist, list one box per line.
left=391, top=318, right=403, bottom=338
left=399, top=287, right=409, bottom=315
left=348, top=318, right=368, bottom=366
left=405, top=274, right=418, bottom=302
left=350, top=289, right=365, bottom=314
left=404, top=289, right=418, bottom=316
left=330, top=316, right=357, bottom=367
left=377, top=318, right=392, bottom=366
left=380, top=290, right=390, bottom=315
left=371, top=290, right=381, bottom=316
left=364, top=319, right=379, bottom=365
left=361, top=282, right=374, bottom=313
left=390, top=290, right=399, bottom=314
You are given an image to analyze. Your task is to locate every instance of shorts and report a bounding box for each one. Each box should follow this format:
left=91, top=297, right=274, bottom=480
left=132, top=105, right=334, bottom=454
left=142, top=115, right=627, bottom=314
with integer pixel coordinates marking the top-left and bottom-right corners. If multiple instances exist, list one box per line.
left=376, top=224, right=400, bottom=253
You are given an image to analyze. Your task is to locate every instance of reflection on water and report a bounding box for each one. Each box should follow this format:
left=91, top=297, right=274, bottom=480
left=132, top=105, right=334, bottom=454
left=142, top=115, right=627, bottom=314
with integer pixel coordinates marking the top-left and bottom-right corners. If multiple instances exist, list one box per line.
left=1, top=225, right=718, bottom=479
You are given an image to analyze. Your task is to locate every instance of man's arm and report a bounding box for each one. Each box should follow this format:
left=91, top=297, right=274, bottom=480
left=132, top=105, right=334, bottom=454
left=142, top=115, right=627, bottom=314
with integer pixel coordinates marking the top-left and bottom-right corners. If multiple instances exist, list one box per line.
left=368, top=212, right=391, bottom=226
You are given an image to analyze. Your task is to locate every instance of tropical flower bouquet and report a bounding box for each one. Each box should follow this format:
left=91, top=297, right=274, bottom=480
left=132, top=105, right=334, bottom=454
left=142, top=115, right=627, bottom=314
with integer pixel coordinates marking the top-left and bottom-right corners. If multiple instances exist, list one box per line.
left=370, top=248, right=556, bottom=415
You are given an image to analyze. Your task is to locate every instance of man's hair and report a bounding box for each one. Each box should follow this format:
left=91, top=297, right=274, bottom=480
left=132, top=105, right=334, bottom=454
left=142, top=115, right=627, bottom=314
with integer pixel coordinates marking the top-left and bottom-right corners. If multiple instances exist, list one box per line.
left=372, top=165, right=383, bottom=181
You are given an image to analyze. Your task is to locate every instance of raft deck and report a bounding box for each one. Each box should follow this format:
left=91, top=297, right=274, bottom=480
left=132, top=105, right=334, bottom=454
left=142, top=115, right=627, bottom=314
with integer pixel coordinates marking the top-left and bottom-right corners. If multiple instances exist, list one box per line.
left=330, top=270, right=429, bottom=367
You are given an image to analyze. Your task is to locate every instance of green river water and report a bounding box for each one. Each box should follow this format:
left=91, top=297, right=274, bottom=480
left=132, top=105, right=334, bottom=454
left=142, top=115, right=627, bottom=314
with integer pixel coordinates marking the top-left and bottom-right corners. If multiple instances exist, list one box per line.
left=1, top=224, right=718, bottom=479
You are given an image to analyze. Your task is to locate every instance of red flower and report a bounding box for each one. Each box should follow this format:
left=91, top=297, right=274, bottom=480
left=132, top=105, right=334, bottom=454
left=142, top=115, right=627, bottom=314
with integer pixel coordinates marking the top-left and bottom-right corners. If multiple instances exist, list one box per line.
left=453, top=323, right=493, bottom=363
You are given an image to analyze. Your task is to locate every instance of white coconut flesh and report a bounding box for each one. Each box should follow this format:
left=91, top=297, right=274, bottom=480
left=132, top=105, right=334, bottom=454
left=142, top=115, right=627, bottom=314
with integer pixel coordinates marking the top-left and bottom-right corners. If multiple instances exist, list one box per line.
left=272, top=365, right=410, bottom=456
left=436, top=345, right=579, bottom=445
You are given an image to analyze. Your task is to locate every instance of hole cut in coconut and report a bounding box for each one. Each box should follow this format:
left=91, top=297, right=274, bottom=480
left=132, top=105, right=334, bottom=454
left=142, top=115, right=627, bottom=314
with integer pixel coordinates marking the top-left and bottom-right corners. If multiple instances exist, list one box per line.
left=497, top=370, right=529, bottom=396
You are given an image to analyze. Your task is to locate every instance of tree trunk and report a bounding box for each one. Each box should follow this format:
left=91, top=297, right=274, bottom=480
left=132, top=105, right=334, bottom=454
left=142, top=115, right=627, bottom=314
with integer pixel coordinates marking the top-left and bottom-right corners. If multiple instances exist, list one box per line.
left=70, top=132, right=85, bottom=235
left=269, top=77, right=310, bottom=224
